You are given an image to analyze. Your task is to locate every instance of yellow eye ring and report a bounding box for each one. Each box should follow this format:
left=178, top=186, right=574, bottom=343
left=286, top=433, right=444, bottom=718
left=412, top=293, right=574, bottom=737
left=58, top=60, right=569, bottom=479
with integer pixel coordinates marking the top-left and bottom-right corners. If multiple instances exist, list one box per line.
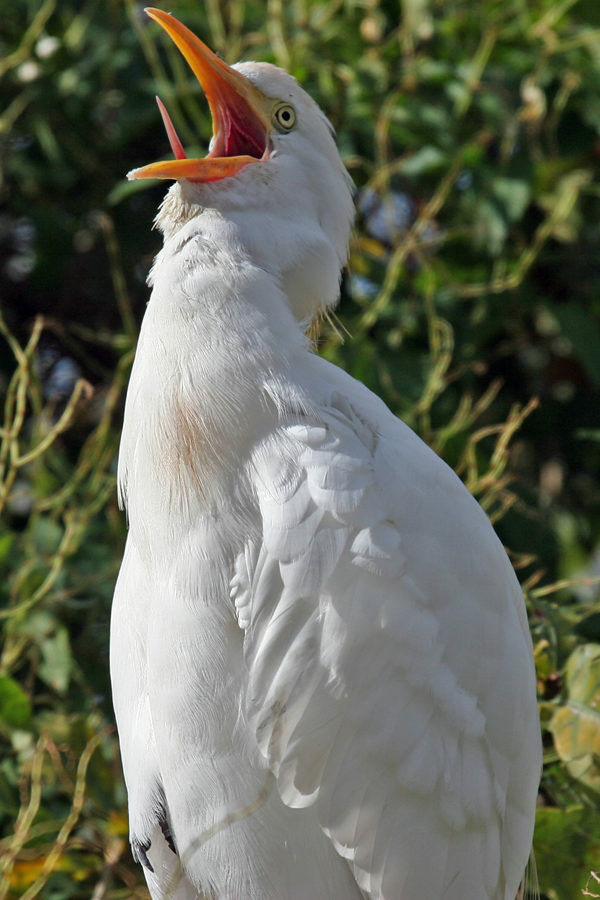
left=272, top=103, right=296, bottom=132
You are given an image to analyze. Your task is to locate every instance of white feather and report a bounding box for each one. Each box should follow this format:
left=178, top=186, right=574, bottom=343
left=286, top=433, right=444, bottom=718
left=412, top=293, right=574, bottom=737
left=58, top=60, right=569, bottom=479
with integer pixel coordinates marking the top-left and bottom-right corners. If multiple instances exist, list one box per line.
left=112, top=54, right=541, bottom=900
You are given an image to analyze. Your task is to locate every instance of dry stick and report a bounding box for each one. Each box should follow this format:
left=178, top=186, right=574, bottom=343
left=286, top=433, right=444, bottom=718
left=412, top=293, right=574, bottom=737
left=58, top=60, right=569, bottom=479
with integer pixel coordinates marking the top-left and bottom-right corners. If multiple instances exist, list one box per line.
left=18, top=731, right=107, bottom=900
left=98, top=214, right=137, bottom=341
left=530, top=0, right=582, bottom=39
left=531, top=576, right=600, bottom=600
left=36, top=349, right=132, bottom=513
left=45, top=318, right=131, bottom=350
left=357, top=27, right=500, bottom=384
left=0, top=316, right=45, bottom=513
left=455, top=169, right=592, bottom=299
left=433, top=380, right=503, bottom=454
left=463, top=397, right=540, bottom=516
left=14, top=379, right=92, bottom=468
left=414, top=317, right=454, bottom=420
left=0, top=478, right=115, bottom=636
left=89, top=837, right=127, bottom=900
left=453, top=28, right=497, bottom=120
left=0, top=736, right=47, bottom=898
left=0, top=0, right=56, bottom=80
left=357, top=154, right=464, bottom=333
left=0, top=514, right=78, bottom=630
left=1, top=472, right=113, bottom=676
left=0, top=93, right=30, bottom=137
left=0, top=369, right=19, bottom=450
left=364, top=27, right=499, bottom=333
left=267, top=0, right=291, bottom=69
left=205, top=0, right=227, bottom=52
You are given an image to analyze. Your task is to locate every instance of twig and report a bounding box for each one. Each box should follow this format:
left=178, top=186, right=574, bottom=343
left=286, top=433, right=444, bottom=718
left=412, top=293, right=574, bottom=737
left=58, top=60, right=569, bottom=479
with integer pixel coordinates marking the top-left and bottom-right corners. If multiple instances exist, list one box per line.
left=0, top=0, right=56, bottom=79
left=18, top=730, right=107, bottom=900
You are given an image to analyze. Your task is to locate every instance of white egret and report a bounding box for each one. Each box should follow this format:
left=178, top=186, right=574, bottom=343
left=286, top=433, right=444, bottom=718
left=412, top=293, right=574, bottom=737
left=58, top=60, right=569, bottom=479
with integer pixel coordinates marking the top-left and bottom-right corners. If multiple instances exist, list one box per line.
left=111, top=9, right=541, bottom=899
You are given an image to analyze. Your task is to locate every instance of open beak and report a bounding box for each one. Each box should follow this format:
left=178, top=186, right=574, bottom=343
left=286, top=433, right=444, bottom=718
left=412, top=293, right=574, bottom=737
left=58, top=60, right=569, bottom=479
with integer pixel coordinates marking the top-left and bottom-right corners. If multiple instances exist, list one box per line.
left=127, top=8, right=270, bottom=182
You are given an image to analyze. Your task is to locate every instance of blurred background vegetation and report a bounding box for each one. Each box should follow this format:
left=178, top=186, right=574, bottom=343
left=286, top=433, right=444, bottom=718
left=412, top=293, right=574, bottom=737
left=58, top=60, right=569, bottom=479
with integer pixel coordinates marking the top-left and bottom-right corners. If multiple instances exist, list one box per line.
left=1, top=0, right=599, bottom=896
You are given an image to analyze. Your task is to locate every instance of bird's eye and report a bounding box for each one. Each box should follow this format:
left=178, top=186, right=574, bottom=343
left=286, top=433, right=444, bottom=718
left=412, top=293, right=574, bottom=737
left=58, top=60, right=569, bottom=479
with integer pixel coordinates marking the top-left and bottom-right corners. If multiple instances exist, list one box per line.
left=272, top=103, right=297, bottom=132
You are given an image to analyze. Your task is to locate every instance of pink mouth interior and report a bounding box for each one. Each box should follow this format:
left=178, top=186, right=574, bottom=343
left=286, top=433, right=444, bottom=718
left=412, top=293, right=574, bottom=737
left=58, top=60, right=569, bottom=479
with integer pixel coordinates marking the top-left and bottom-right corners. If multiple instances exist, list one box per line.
left=156, top=93, right=268, bottom=161
left=210, top=101, right=267, bottom=158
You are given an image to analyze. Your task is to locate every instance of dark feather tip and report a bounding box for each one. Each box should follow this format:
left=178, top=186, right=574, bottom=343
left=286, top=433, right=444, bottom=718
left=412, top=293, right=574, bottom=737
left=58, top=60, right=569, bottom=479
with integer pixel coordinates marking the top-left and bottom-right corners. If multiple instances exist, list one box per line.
left=132, top=839, right=154, bottom=873
left=159, top=816, right=177, bottom=855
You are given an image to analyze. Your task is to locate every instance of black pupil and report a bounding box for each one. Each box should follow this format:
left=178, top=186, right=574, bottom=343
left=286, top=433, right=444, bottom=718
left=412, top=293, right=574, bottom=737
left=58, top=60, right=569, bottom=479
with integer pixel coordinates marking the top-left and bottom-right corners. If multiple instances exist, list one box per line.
left=281, top=110, right=291, bottom=122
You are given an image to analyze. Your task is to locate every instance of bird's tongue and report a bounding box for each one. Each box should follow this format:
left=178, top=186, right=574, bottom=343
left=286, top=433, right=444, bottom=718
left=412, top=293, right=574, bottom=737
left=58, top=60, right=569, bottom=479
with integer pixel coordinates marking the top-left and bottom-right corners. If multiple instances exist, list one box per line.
left=156, top=97, right=187, bottom=160
left=127, top=8, right=270, bottom=183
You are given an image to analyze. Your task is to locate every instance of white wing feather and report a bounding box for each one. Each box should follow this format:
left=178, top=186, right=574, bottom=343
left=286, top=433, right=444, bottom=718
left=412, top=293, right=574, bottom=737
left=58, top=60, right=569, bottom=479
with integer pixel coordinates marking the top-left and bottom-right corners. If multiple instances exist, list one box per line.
left=111, top=540, right=197, bottom=897
left=232, top=373, right=541, bottom=900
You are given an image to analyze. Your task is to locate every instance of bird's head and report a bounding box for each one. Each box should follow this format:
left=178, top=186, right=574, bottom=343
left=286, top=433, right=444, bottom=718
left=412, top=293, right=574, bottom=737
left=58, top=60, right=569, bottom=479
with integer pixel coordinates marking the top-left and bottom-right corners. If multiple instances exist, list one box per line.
left=128, top=9, right=354, bottom=321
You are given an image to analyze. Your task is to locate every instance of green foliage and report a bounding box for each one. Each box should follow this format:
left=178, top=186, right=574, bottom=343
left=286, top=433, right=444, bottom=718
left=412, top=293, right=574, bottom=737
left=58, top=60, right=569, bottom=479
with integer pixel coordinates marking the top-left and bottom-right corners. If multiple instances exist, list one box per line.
left=1, top=0, right=600, bottom=896
left=551, top=643, right=600, bottom=795
left=0, top=676, right=31, bottom=729
left=535, top=806, right=600, bottom=899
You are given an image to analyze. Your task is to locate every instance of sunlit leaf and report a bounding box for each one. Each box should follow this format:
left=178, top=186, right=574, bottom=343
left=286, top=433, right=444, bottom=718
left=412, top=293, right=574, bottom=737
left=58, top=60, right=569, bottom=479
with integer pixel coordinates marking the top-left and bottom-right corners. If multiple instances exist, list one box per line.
left=534, top=806, right=600, bottom=899
left=0, top=677, right=32, bottom=729
left=39, top=625, right=73, bottom=694
left=550, top=644, right=600, bottom=794
left=398, top=146, right=448, bottom=177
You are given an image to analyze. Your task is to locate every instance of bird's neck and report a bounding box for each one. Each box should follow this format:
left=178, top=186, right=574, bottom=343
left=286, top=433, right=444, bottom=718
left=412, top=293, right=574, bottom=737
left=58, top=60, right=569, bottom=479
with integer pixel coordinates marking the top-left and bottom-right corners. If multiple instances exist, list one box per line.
left=155, top=179, right=348, bottom=322
left=118, top=209, right=310, bottom=538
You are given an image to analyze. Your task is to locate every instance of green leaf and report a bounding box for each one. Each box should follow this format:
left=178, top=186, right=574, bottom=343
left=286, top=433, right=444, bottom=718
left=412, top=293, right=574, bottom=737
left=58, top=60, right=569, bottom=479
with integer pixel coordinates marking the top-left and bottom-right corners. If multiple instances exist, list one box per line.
left=39, top=626, right=72, bottom=694
left=550, top=643, right=600, bottom=794
left=0, top=677, right=32, bottom=729
left=397, top=146, right=448, bottom=177
left=577, top=613, right=600, bottom=642
left=576, top=429, right=600, bottom=442
left=534, top=806, right=600, bottom=899
left=106, top=176, right=157, bottom=206
left=552, top=302, right=600, bottom=388
left=470, top=198, right=508, bottom=257
left=0, top=532, right=16, bottom=563
left=491, top=177, right=530, bottom=222
left=32, top=516, right=64, bottom=556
